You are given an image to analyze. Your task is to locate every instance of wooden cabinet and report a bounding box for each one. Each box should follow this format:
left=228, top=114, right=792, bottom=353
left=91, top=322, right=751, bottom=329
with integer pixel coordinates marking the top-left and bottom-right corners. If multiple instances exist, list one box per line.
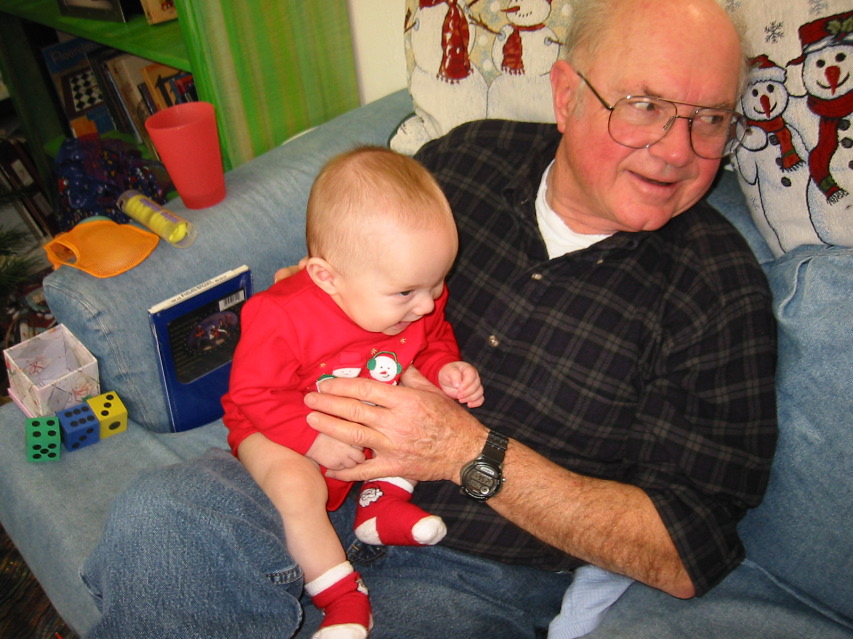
left=0, top=0, right=360, bottom=185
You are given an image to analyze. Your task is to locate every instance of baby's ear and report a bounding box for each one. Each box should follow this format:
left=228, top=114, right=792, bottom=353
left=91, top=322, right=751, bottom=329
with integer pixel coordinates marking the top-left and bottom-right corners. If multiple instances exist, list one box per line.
left=305, top=257, right=338, bottom=295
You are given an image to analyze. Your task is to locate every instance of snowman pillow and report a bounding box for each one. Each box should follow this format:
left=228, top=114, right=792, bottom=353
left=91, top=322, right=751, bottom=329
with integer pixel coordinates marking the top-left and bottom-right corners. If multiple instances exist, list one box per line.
left=390, top=0, right=572, bottom=155
left=727, top=2, right=852, bottom=257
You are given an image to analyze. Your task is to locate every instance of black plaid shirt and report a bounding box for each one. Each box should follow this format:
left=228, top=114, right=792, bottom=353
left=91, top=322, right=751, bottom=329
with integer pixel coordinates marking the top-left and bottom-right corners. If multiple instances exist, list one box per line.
left=411, top=120, right=777, bottom=596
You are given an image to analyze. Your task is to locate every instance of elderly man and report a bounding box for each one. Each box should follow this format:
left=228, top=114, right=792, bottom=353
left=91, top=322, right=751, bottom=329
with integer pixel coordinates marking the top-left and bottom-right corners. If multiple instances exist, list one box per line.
left=81, top=0, right=776, bottom=637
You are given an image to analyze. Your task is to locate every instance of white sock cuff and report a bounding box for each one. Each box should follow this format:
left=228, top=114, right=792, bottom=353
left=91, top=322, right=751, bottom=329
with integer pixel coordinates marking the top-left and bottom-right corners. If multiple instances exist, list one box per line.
left=372, top=476, right=415, bottom=493
left=305, top=561, right=354, bottom=597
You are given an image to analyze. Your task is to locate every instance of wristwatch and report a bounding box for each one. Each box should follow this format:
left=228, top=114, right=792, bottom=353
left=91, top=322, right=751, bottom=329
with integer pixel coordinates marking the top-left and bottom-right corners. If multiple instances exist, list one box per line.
left=460, top=430, right=508, bottom=501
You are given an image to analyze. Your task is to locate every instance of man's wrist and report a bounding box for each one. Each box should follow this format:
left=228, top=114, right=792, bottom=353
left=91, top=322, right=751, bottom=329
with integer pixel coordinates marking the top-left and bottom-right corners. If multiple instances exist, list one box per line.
left=460, top=429, right=508, bottom=501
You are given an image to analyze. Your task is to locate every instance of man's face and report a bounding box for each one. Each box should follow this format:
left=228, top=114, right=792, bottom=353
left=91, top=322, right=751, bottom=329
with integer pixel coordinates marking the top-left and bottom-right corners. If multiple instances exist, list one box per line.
left=548, top=1, right=743, bottom=235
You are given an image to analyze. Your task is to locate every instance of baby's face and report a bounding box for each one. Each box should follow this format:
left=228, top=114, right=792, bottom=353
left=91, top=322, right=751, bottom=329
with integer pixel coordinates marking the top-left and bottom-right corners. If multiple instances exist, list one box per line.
left=332, top=223, right=457, bottom=335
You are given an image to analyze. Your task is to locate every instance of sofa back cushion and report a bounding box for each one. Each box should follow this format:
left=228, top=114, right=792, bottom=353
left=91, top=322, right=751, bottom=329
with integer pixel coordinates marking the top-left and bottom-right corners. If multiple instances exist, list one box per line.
left=727, top=1, right=853, bottom=257
left=737, top=244, right=853, bottom=623
left=390, top=0, right=571, bottom=154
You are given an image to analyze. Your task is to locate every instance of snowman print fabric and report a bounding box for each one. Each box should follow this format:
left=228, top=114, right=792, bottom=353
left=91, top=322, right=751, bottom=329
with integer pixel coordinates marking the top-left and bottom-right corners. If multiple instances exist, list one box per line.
left=727, top=2, right=852, bottom=256
left=392, top=0, right=571, bottom=155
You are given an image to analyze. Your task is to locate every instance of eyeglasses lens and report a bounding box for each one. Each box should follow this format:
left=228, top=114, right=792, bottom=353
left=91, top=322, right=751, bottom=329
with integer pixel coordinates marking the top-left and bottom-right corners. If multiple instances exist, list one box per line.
left=608, top=98, right=742, bottom=159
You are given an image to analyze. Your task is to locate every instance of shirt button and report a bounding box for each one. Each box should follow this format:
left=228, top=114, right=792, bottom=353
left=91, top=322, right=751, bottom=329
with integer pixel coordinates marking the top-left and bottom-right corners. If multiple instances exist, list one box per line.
left=488, top=335, right=500, bottom=347
left=531, top=272, right=543, bottom=281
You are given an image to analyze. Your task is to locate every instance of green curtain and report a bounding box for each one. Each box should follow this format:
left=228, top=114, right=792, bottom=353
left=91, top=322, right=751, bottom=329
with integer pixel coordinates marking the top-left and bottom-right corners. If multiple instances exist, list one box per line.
left=177, top=0, right=360, bottom=169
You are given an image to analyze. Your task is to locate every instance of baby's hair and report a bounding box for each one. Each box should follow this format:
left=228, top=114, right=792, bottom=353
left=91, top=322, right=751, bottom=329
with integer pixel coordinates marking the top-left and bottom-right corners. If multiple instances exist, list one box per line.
left=306, top=146, right=455, bottom=272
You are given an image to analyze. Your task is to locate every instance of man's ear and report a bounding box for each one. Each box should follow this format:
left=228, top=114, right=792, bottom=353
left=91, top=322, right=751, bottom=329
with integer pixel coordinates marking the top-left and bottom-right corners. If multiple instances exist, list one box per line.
left=550, top=59, right=580, bottom=134
left=305, top=257, right=339, bottom=295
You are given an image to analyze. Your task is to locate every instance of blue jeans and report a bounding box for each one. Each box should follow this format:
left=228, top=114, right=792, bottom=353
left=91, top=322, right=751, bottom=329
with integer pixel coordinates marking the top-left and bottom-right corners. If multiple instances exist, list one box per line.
left=81, top=449, right=572, bottom=638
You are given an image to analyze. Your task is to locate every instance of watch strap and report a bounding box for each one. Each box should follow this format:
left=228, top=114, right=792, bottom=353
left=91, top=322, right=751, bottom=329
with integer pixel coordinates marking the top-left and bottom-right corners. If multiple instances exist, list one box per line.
left=480, top=430, right=508, bottom=466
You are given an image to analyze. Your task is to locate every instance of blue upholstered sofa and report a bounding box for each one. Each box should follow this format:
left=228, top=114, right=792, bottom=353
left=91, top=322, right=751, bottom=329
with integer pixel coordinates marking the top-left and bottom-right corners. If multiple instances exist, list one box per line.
left=0, top=90, right=850, bottom=638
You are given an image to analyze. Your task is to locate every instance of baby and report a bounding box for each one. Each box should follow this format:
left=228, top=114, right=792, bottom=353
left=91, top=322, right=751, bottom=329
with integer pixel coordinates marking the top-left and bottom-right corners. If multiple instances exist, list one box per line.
left=222, top=146, right=483, bottom=638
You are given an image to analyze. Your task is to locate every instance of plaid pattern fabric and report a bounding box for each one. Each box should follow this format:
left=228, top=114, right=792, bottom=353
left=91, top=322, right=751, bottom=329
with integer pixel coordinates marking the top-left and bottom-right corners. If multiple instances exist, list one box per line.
left=411, top=120, right=778, bottom=595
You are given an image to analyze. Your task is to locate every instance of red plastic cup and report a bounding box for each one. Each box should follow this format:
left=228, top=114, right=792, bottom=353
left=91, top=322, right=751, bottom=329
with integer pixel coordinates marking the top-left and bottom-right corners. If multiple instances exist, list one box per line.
left=145, top=102, right=226, bottom=209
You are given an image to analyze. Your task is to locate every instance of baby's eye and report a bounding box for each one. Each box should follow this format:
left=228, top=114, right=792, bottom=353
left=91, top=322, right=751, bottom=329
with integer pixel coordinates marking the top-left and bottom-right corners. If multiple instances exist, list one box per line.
left=398, top=290, right=414, bottom=297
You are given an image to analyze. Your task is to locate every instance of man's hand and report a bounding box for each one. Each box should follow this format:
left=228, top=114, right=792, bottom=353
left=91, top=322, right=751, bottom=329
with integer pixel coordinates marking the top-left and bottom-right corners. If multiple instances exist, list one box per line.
left=304, top=367, right=487, bottom=483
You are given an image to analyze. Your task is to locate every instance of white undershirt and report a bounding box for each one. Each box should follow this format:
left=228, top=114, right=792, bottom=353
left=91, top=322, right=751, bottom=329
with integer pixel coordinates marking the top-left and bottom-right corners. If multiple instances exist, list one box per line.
left=535, top=161, right=611, bottom=258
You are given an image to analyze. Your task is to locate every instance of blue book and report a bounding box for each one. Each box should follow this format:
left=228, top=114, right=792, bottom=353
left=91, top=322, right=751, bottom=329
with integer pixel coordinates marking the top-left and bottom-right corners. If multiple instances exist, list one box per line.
left=147, top=265, right=253, bottom=432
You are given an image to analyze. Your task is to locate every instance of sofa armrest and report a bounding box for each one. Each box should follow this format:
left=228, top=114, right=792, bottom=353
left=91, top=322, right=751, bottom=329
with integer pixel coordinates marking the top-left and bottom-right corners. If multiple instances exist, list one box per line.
left=43, top=91, right=414, bottom=433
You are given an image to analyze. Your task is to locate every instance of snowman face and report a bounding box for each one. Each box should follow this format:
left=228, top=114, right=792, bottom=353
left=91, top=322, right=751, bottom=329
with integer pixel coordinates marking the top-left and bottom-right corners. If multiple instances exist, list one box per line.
left=741, top=80, right=790, bottom=121
left=368, top=355, right=400, bottom=382
left=331, top=367, right=361, bottom=378
left=503, top=0, right=551, bottom=27
left=801, top=44, right=852, bottom=99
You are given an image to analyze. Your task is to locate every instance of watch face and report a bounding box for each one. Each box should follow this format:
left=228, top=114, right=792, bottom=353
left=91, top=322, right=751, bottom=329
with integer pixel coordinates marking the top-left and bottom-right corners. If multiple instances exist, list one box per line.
left=462, top=461, right=501, bottom=499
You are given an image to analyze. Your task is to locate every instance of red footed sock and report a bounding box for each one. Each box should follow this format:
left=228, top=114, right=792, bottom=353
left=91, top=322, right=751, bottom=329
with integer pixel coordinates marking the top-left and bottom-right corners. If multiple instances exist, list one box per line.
left=307, top=562, right=371, bottom=639
left=354, top=477, right=447, bottom=546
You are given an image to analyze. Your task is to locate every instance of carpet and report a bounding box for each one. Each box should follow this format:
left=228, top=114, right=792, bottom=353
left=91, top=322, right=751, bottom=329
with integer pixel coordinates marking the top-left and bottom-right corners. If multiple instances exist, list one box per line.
left=0, top=524, right=80, bottom=639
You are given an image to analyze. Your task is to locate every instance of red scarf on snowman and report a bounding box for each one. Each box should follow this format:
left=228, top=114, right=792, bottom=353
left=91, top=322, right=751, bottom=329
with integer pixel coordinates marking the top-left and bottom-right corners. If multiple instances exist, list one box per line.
left=746, top=116, right=804, bottom=170
left=807, top=90, right=853, bottom=201
left=502, top=24, right=546, bottom=74
left=420, top=0, right=472, bottom=83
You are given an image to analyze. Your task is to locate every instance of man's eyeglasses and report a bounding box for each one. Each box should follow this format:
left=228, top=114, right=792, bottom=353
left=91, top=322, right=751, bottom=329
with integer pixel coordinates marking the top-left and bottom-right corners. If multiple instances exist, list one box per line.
left=576, top=73, right=749, bottom=160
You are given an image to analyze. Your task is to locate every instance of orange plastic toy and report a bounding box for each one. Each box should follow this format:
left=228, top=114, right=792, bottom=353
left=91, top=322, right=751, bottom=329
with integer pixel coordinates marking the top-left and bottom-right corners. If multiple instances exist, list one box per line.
left=44, top=220, right=159, bottom=278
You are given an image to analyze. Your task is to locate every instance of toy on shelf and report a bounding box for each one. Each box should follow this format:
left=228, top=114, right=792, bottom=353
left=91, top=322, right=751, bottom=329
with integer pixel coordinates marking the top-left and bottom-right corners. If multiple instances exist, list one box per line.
left=24, top=390, right=128, bottom=462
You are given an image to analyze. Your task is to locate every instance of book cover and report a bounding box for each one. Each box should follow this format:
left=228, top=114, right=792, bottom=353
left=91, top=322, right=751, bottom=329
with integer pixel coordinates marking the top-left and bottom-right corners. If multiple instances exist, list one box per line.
left=141, top=62, right=187, bottom=111
left=139, top=0, right=178, bottom=25
left=104, top=53, right=158, bottom=155
left=148, top=265, right=253, bottom=432
left=41, top=38, right=116, bottom=137
left=86, top=46, right=135, bottom=137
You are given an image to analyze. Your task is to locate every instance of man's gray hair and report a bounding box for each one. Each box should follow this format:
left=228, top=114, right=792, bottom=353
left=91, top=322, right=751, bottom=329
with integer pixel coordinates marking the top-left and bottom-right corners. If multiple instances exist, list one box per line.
left=561, top=0, right=749, bottom=97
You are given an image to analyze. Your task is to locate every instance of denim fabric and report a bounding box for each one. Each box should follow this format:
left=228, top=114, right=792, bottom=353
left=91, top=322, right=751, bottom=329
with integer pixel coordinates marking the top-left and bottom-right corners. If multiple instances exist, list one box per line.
left=737, top=244, right=853, bottom=622
left=705, top=167, right=776, bottom=269
left=0, top=404, right=231, bottom=634
left=43, top=90, right=415, bottom=434
left=587, top=560, right=853, bottom=639
left=82, top=449, right=573, bottom=639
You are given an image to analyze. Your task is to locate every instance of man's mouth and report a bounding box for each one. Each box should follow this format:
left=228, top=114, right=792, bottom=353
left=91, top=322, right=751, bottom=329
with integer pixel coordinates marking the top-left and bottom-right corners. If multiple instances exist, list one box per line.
left=635, top=172, right=676, bottom=188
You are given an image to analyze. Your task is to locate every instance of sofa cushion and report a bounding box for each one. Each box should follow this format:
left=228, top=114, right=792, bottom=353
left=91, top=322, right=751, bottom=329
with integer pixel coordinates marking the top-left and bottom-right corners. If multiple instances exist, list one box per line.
left=727, top=1, right=853, bottom=256
left=587, top=560, right=853, bottom=639
left=737, top=243, right=853, bottom=623
left=0, top=398, right=230, bottom=635
left=43, top=91, right=415, bottom=433
left=390, top=0, right=569, bottom=154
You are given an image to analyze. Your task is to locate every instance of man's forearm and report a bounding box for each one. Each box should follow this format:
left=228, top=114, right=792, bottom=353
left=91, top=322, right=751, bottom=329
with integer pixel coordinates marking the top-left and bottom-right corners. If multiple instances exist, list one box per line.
left=486, top=438, right=696, bottom=598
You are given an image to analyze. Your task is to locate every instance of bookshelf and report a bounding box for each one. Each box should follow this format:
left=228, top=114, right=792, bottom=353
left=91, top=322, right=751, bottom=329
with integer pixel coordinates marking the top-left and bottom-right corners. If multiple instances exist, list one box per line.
left=0, top=0, right=360, bottom=207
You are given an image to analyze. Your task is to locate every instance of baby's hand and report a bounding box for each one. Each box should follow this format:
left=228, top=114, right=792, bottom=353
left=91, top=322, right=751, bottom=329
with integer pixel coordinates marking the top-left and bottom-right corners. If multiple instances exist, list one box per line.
left=438, top=361, right=484, bottom=408
left=306, top=433, right=366, bottom=470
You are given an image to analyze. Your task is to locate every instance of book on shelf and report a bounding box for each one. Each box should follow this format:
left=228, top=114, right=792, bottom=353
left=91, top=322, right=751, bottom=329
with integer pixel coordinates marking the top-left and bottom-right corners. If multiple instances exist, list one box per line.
left=0, top=138, right=58, bottom=238
left=86, top=46, right=136, bottom=138
left=103, top=52, right=164, bottom=156
left=41, top=37, right=116, bottom=138
left=148, top=265, right=253, bottom=432
left=141, top=62, right=195, bottom=111
left=139, top=0, right=178, bottom=25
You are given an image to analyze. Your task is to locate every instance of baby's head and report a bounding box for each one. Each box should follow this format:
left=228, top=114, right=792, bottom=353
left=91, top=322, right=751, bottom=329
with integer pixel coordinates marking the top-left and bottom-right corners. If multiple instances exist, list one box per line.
left=305, top=146, right=458, bottom=335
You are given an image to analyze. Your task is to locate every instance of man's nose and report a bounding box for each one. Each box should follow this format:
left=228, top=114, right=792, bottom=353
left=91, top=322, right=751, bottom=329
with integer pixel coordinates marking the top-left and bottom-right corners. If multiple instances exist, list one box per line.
left=651, top=115, right=695, bottom=165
